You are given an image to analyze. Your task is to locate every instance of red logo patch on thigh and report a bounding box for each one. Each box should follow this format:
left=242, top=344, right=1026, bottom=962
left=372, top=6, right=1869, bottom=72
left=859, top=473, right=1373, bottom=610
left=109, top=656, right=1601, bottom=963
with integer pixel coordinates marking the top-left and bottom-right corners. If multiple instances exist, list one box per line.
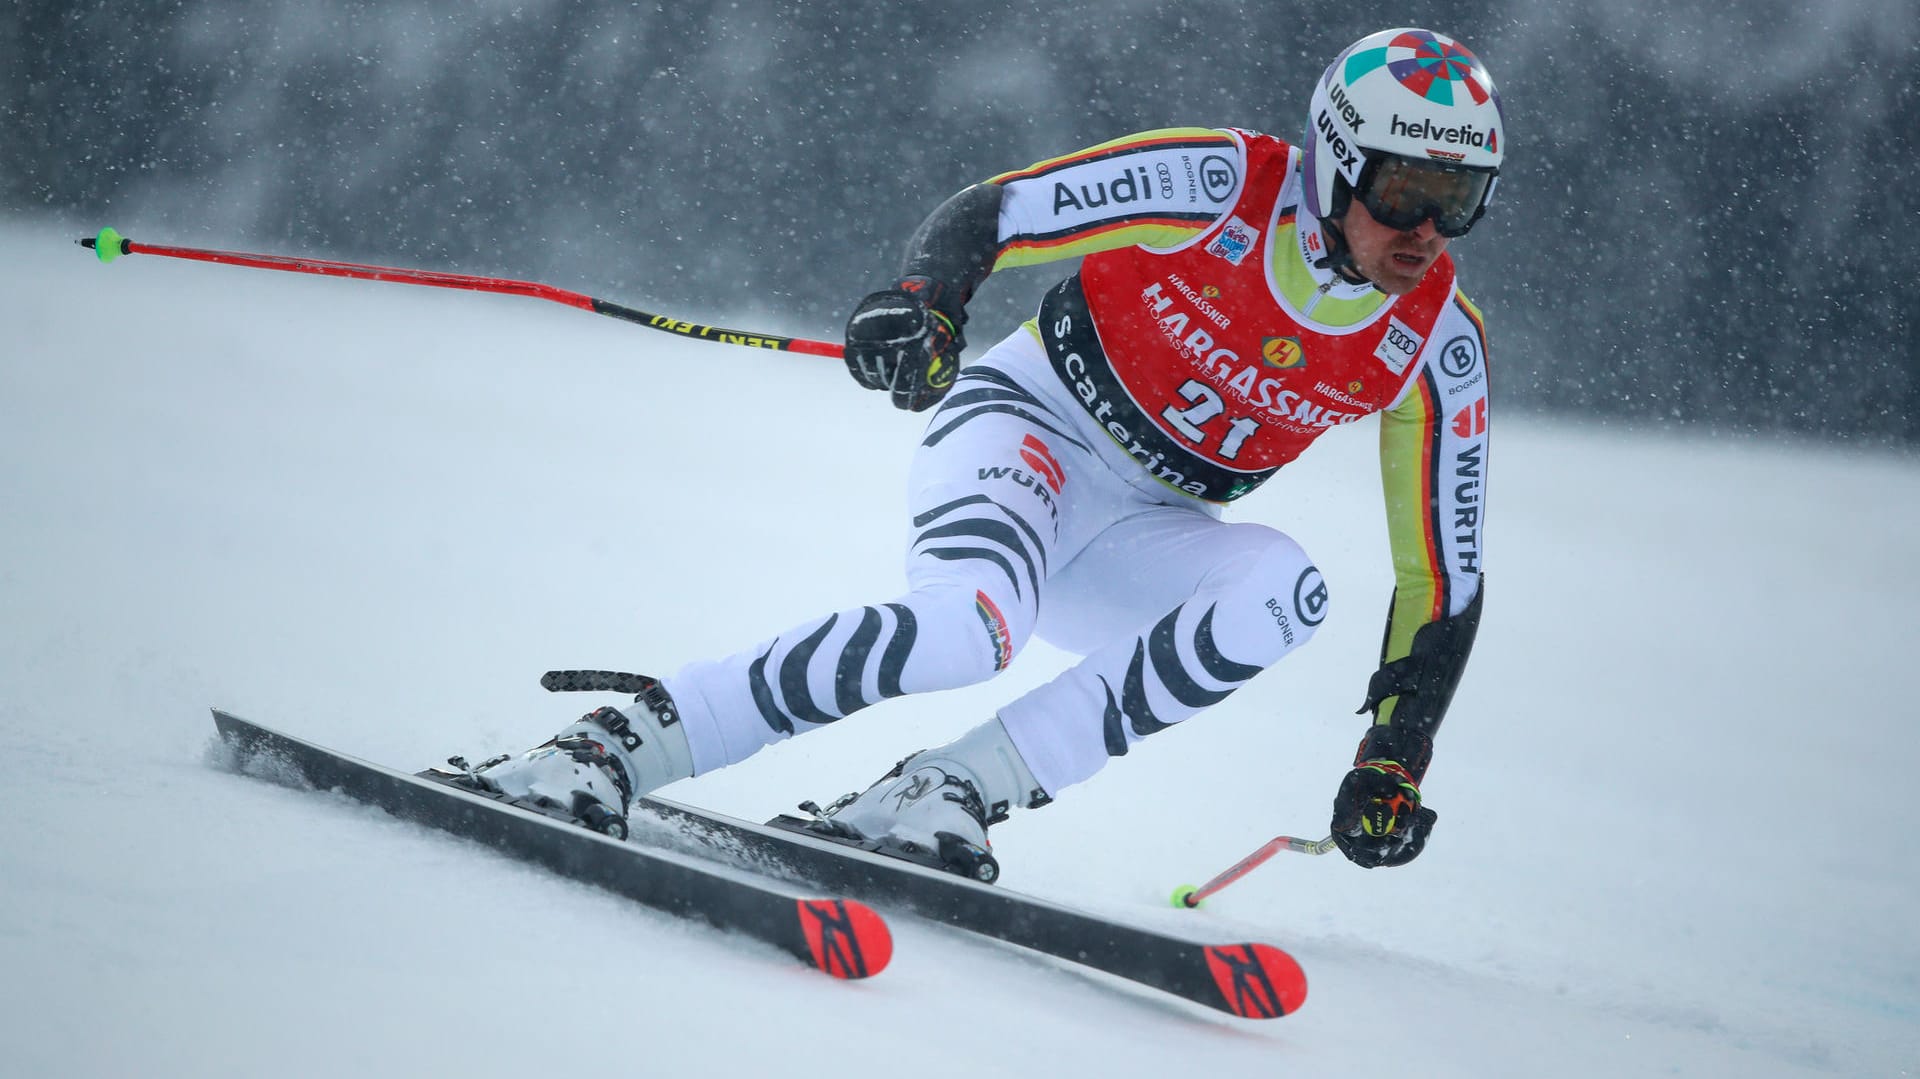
left=974, top=590, right=1015, bottom=670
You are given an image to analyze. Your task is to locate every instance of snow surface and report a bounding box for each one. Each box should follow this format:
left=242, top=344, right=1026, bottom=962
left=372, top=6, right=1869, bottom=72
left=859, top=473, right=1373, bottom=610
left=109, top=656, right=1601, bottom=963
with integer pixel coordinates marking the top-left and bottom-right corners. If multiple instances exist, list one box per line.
left=2, top=220, right=1915, bottom=1078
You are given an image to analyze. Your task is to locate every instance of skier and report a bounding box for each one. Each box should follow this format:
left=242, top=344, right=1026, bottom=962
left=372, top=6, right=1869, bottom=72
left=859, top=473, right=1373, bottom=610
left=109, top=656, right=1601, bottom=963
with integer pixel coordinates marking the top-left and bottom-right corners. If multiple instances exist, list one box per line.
left=456, top=27, right=1500, bottom=875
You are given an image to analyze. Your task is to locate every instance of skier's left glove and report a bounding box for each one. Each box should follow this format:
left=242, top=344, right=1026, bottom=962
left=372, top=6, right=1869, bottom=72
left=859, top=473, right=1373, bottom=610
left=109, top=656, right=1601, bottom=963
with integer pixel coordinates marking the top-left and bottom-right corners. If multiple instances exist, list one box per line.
left=1330, top=725, right=1438, bottom=869
left=844, top=275, right=966, bottom=412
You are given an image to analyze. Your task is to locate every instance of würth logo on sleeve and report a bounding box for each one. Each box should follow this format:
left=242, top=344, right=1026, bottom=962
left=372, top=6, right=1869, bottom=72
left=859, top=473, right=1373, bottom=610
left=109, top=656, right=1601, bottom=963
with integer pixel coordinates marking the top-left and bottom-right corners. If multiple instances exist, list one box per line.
left=1450, top=398, right=1487, bottom=438
left=1019, top=435, right=1065, bottom=493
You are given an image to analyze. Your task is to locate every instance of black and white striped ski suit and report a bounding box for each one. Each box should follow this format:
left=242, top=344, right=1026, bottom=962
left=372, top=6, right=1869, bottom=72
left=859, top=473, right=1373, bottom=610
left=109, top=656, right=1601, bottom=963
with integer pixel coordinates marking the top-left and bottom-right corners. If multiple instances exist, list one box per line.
left=663, top=329, right=1327, bottom=797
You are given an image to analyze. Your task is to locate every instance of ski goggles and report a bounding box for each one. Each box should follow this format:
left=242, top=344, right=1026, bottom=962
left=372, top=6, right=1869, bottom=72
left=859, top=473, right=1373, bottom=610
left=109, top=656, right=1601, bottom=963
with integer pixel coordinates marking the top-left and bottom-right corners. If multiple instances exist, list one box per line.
left=1351, top=153, right=1498, bottom=238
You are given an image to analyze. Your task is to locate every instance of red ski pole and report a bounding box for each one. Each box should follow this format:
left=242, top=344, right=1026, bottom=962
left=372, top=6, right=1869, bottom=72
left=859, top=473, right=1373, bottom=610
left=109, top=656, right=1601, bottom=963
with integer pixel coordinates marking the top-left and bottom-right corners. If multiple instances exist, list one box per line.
left=1172, top=834, right=1337, bottom=909
left=76, top=227, right=844, bottom=359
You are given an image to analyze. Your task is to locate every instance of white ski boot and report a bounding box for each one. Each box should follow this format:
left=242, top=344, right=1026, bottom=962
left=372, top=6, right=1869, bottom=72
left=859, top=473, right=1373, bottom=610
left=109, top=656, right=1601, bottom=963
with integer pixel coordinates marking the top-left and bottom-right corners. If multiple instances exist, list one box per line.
left=783, top=717, right=1048, bottom=883
left=435, top=682, right=692, bottom=840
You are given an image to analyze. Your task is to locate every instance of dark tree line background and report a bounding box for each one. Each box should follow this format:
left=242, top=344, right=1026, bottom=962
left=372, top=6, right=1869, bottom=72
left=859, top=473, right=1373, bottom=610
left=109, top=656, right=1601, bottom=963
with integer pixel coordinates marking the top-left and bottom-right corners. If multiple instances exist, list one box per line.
left=7, top=0, right=1916, bottom=445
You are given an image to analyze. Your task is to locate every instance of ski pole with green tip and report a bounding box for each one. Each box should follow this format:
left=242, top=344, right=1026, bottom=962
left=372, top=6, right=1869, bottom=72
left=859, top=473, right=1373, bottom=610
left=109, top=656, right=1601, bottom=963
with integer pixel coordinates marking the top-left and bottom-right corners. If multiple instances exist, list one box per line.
left=77, top=227, right=844, bottom=358
left=1172, top=834, right=1338, bottom=909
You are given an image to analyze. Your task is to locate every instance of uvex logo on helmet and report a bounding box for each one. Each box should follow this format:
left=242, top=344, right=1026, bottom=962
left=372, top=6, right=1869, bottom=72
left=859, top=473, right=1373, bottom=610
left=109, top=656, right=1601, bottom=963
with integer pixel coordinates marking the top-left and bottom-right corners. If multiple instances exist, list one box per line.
left=1314, top=109, right=1360, bottom=172
left=1326, top=82, right=1366, bottom=132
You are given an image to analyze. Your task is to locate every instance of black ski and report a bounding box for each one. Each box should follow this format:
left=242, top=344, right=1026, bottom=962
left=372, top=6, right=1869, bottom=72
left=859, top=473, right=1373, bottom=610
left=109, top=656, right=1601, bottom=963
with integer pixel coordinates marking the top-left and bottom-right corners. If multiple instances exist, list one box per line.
left=634, top=796, right=1308, bottom=1018
left=210, top=710, right=892, bottom=979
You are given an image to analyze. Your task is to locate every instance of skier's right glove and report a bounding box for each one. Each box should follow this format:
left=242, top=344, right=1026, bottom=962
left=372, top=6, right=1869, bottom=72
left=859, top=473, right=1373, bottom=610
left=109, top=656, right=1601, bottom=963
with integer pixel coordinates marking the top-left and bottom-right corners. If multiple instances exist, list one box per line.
left=844, top=275, right=966, bottom=412
left=1330, top=725, right=1438, bottom=869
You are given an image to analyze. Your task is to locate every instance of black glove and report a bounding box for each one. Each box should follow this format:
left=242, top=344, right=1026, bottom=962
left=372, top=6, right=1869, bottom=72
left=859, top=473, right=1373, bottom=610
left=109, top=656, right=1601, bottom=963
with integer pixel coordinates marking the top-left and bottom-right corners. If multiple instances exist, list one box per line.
left=844, top=275, right=965, bottom=411
left=1330, top=725, right=1438, bottom=868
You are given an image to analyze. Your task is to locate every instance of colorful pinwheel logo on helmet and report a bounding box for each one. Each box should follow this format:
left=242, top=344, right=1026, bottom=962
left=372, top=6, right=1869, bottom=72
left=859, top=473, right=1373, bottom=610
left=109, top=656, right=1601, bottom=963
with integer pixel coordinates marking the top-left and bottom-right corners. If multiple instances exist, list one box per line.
left=1345, top=30, right=1495, bottom=107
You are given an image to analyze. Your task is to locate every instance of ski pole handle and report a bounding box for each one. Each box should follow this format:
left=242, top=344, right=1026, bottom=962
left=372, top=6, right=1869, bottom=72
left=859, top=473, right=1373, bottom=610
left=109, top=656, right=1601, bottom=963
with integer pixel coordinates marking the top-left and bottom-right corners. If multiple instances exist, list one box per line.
left=1172, top=834, right=1337, bottom=909
left=76, top=227, right=844, bottom=358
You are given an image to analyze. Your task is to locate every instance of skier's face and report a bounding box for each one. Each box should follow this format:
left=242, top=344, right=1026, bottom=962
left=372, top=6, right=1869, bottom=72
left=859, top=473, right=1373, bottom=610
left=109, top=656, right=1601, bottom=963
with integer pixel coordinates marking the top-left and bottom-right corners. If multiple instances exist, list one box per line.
left=1340, top=199, right=1450, bottom=296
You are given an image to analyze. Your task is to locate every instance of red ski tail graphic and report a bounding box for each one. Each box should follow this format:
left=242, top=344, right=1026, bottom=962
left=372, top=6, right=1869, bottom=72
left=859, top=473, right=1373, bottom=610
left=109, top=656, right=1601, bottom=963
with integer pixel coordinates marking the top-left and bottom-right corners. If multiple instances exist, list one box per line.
left=1203, top=943, right=1308, bottom=1018
left=797, top=899, right=893, bottom=979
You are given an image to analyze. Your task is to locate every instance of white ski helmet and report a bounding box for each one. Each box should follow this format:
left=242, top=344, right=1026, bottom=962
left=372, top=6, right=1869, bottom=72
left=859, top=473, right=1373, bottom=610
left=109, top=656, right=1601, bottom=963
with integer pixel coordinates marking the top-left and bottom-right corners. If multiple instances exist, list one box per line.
left=1303, top=28, right=1505, bottom=237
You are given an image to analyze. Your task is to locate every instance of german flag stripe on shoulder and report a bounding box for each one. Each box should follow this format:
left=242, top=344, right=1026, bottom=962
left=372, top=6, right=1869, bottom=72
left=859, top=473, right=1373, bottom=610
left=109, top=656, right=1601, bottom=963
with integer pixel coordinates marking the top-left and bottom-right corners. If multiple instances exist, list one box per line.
left=993, top=215, right=1218, bottom=268
left=984, top=127, right=1238, bottom=184
left=1452, top=290, right=1489, bottom=351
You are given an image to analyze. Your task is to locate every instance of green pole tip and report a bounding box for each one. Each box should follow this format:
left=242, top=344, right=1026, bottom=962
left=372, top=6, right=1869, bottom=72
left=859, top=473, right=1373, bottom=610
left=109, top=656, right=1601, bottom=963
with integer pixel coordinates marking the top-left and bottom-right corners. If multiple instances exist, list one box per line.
left=1171, top=884, right=1200, bottom=909
left=93, top=227, right=126, bottom=263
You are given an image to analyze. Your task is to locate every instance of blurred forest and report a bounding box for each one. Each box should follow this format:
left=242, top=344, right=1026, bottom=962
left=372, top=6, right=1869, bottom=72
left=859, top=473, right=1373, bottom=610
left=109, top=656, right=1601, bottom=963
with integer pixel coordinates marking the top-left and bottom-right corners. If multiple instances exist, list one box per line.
left=6, top=0, right=1916, bottom=444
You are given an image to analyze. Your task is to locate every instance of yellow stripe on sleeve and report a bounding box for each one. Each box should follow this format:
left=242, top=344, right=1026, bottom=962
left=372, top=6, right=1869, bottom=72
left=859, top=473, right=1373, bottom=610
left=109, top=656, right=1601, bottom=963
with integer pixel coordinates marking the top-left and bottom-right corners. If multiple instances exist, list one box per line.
left=983, top=127, right=1237, bottom=185
left=1376, top=373, right=1446, bottom=723
left=992, top=218, right=1213, bottom=269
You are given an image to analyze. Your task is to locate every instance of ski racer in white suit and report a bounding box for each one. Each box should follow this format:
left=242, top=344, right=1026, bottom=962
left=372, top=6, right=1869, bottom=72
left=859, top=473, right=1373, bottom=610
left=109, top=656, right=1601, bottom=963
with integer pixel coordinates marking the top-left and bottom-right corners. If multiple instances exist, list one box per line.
left=467, top=27, right=1503, bottom=878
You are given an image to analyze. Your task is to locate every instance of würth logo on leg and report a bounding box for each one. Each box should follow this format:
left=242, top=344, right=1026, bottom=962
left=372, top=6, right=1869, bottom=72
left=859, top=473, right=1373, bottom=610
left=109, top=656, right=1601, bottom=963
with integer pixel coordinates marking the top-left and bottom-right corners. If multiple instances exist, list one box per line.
left=1450, top=397, right=1487, bottom=438
left=1019, top=435, right=1065, bottom=493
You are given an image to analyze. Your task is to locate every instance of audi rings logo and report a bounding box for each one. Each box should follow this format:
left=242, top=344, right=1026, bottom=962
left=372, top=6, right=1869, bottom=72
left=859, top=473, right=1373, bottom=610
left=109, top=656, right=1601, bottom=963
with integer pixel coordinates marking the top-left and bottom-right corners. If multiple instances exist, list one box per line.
left=1293, top=566, right=1329, bottom=626
left=1439, top=334, right=1481, bottom=378
left=1199, top=155, right=1238, bottom=201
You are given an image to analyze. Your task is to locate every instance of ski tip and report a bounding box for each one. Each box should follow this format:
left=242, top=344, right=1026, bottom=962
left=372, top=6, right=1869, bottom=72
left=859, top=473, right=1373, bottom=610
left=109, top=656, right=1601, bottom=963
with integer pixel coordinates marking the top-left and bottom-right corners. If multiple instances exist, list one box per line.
left=796, top=899, right=893, bottom=980
left=1203, top=942, right=1308, bottom=1019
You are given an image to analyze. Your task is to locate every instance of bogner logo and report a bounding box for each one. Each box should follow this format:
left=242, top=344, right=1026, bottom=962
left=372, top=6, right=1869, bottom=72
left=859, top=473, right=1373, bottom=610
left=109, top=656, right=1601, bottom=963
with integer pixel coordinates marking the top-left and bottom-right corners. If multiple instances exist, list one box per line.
left=1390, top=114, right=1494, bottom=149
left=1198, top=155, right=1238, bottom=201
